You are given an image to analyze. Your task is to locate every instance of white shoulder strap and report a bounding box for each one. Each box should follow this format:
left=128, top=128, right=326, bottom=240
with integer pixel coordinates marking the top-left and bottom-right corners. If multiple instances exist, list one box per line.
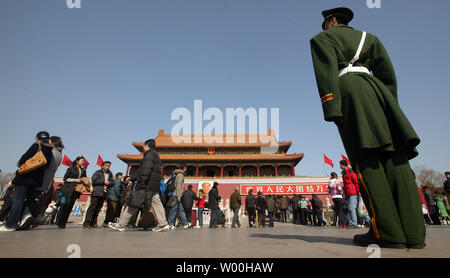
left=349, top=31, right=367, bottom=66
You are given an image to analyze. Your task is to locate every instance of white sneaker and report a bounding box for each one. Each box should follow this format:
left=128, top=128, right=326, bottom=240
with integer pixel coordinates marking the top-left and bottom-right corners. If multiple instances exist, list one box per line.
left=0, top=221, right=4, bottom=226
left=108, top=222, right=127, bottom=232
left=169, top=225, right=177, bottom=230
left=0, top=225, right=16, bottom=232
left=193, top=225, right=201, bottom=229
left=183, top=223, right=192, bottom=229
left=153, top=225, right=171, bottom=232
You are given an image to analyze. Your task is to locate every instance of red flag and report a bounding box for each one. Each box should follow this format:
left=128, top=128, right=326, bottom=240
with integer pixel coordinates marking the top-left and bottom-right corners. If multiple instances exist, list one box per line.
left=323, top=154, right=333, bottom=168
left=81, top=156, right=89, bottom=169
left=62, top=155, right=72, bottom=167
left=341, top=154, right=351, bottom=166
left=97, top=155, right=104, bottom=167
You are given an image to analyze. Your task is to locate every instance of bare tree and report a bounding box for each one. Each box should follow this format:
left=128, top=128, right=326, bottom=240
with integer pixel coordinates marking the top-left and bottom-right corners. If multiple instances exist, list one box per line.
left=0, top=171, right=15, bottom=196
left=413, top=165, right=446, bottom=190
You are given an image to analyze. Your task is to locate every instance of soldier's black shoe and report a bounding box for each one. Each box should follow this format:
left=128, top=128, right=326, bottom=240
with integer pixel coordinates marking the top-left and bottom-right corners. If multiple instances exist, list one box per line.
left=353, top=232, right=406, bottom=249
left=406, top=242, right=426, bottom=249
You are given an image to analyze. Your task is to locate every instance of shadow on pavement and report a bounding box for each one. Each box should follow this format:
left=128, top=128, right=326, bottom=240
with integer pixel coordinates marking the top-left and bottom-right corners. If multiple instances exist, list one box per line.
left=249, top=233, right=355, bottom=246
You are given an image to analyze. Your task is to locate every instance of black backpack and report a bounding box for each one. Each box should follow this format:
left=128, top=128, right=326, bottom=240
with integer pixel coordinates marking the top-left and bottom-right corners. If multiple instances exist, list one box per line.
left=162, top=173, right=177, bottom=207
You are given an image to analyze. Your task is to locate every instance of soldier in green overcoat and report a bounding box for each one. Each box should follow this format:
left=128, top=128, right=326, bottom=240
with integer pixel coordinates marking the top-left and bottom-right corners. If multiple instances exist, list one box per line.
left=310, top=7, right=426, bottom=249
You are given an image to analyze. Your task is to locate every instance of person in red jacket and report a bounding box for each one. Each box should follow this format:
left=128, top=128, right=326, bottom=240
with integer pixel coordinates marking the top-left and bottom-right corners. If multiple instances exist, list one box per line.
left=196, top=189, right=206, bottom=228
left=340, top=160, right=360, bottom=228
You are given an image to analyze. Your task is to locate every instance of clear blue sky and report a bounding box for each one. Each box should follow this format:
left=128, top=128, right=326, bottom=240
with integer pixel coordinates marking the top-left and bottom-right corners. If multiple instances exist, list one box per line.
left=0, top=0, right=448, bottom=178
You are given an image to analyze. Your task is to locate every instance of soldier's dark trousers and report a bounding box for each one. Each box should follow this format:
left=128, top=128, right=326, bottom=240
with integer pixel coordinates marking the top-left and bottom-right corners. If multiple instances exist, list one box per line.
left=354, top=151, right=426, bottom=245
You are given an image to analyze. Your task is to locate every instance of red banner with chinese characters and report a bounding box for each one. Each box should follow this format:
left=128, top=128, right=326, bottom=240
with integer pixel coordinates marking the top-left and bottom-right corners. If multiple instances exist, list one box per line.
left=240, top=184, right=329, bottom=195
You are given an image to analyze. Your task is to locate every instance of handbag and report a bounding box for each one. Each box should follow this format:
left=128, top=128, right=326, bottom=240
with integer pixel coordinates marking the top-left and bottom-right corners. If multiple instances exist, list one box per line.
left=75, top=177, right=93, bottom=193
left=18, top=143, right=47, bottom=175
left=127, top=182, right=148, bottom=208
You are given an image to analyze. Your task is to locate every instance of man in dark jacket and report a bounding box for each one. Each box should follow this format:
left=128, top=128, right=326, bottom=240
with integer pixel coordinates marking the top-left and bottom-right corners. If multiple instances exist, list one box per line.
left=311, top=194, right=325, bottom=226
left=279, top=195, right=289, bottom=223
left=109, top=139, right=170, bottom=232
left=255, top=191, right=266, bottom=228
left=266, top=195, right=277, bottom=227
left=84, top=161, right=114, bottom=228
left=230, top=187, right=242, bottom=228
left=208, top=182, right=221, bottom=229
left=182, top=184, right=199, bottom=225
left=245, top=189, right=256, bottom=228
left=1, top=131, right=53, bottom=232
left=103, top=172, right=123, bottom=227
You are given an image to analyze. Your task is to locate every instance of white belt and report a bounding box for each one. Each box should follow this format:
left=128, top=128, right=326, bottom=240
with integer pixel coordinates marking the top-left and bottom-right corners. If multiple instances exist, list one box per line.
left=338, top=66, right=370, bottom=77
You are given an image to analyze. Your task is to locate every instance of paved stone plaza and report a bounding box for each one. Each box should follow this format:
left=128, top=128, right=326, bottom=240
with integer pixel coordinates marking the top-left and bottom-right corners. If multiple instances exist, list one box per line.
left=0, top=216, right=448, bottom=258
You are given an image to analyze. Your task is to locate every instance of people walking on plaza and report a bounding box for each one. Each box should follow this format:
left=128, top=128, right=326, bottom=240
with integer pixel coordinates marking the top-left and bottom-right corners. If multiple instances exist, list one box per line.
left=255, top=191, right=266, bottom=228
left=442, top=191, right=450, bottom=221
left=433, top=189, right=449, bottom=225
left=279, top=195, right=289, bottom=223
left=311, top=6, right=426, bottom=248
left=311, top=194, right=325, bottom=226
left=167, top=164, right=190, bottom=229
left=328, top=172, right=346, bottom=228
left=298, top=195, right=308, bottom=225
left=291, top=194, right=300, bottom=225
left=208, top=182, right=221, bottom=229
left=196, top=189, right=206, bottom=228
left=181, top=184, right=199, bottom=225
left=56, top=156, right=87, bottom=229
left=423, top=186, right=440, bottom=225
left=340, top=160, right=359, bottom=229
left=109, top=139, right=170, bottom=232
left=230, top=187, right=242, bottom=228
left=103, top=172, right=123, bottom=226
left=84, top=161, right=114, bottom=228
left=266, top=194, right=277, bottom=227
left=0, top=132, right=53, bottom=232
left=245, top=189, right=256, bottom=227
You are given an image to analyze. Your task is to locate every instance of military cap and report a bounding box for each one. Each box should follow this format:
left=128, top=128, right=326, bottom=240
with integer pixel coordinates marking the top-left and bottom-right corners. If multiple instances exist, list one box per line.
left=321, top=7, right=354, bottom=30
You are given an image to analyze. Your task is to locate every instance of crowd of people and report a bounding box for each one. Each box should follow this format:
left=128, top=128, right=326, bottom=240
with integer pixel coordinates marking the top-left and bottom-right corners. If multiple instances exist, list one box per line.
left=0, top=132, right=448, bottom=233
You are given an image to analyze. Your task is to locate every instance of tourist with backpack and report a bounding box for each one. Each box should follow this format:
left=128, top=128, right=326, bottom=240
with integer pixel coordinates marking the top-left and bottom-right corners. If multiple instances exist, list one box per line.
left=328, top=172, right=346, bottom=228
left=109, top=139, right=170, bottom=232
left=298, top=195, right=308, bottom=225
left=167, top=164, right=191, bottom=230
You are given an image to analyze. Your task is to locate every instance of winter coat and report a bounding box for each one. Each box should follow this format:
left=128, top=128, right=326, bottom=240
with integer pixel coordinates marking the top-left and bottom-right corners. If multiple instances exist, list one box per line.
left=173, top=170, right=185, bottom=199
left=208, top=186, right=221, bottom=210
left=299, top=198, right=308, bottom=209
left=256, top=196, right=266, bottom=212
left=443, top=195, right=450, bottom=211
left=91, top=169, right=114, bottom=198
left=434, top=196, right=449, bottom=218
left=328, top=178, right=344, bottom=199
left=266, top=197, right=277, bottom=213
left=107, top=178, right=123, bottom=202
left=133, top=148, right=162, bottom=193
left=342, top=168, right=359, bottom=196
left=62, top=166, right=87, bottom=199
left=38, top=146, right=63, bottom=192
left=196, top=193, right=206, bottom=208
left=12, top=142, right=53, bottom=187
left=312, top=197, right=323, bottom=211
left=230, top=191, right=241, bottom=209
left=291, top=196, right=300, bottom=210
left=444, top=180, right=450, bottom=194
left=279, top=197, right=289, bottom=210
left=182, top=189, right=199, bottom=209
left=245, top=194, right=256, bottom=209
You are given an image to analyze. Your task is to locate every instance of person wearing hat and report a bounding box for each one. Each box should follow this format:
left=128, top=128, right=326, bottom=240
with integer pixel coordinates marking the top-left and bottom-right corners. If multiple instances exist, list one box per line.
left=0, top=131, right=54, bottom=232
left=310, top=7, right=425, bottom=248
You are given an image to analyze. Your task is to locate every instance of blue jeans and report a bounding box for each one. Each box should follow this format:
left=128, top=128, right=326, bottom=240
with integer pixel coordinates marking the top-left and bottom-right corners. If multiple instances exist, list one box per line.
left=346, top=195, right=358, bottom=226
left=198, top=208, right=204, bottom=227
left=168, top=200, right=188, bottom=226
left=6, top=184, right=40, bottom=229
